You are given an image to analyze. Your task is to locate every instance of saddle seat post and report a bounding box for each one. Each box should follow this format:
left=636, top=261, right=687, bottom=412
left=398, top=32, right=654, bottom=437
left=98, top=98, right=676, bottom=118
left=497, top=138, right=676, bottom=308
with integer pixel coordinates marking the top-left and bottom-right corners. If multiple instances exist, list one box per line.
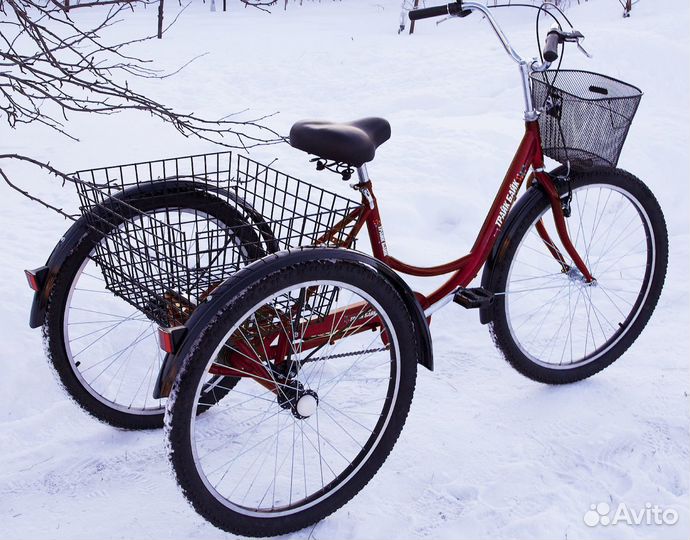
left=356, top=164, right=370, bottom=185
left=355, top=164, right=376, bottom=210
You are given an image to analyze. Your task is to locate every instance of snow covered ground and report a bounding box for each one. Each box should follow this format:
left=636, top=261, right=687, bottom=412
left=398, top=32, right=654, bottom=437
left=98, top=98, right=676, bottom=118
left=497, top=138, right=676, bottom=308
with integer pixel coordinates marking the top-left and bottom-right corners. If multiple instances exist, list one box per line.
left=1, top=1, right=689, bottom=538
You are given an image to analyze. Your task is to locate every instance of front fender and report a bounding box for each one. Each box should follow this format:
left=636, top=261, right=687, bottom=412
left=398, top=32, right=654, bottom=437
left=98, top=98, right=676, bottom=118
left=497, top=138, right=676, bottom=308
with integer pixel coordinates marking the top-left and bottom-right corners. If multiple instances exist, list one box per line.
left=478, top=167, right=567, bottom=324
left=153, top=247, right=434, bottom=399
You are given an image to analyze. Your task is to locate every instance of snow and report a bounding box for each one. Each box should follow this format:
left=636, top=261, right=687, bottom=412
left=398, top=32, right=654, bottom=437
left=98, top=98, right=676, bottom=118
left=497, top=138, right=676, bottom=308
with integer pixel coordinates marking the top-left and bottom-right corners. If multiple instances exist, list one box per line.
left=1, top=0, right=689, bottom=538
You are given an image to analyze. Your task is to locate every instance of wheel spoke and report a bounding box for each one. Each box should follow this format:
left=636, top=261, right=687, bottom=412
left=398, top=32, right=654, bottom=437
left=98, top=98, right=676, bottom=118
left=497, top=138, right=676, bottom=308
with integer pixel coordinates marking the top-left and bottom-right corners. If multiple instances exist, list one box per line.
left=184, top=276, right=403, bottom=516
left=60, top=205, right=247, bottom=417
left=502, top=182, right=655, bottom=368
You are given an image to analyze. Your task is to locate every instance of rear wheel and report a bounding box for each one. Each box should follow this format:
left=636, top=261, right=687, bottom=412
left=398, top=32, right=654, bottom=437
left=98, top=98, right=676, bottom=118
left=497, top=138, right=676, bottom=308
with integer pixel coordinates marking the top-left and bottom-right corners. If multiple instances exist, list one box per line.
left=44, top=188, right=259, bottom=429
left=488, top=168, right=668, bottom=383
left=166, top=258, right=419, bottom=536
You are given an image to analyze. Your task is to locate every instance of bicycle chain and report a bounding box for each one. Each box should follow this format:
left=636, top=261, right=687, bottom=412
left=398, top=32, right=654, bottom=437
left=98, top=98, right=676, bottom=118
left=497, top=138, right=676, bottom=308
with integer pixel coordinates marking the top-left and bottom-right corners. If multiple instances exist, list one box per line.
left=300, top=346, right=389, bottom=364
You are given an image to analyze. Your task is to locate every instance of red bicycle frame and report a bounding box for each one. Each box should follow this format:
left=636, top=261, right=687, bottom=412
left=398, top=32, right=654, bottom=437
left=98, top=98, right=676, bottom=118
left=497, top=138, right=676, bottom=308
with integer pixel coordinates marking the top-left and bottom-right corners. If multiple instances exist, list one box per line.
left=208, top=120, right=594, bottom=391
left=361, top=120, right=593, bottom=309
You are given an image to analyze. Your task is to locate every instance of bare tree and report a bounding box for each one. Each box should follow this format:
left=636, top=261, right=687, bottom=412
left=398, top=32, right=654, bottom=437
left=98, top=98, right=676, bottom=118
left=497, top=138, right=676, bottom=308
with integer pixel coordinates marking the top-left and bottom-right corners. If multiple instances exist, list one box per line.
left=0, top=0, right=281, bottom=205
left=241, top=0, right=276, bottom=9
left=623, top=0, right=632, bottom=17
left=240, top=1, right=343, bottom=13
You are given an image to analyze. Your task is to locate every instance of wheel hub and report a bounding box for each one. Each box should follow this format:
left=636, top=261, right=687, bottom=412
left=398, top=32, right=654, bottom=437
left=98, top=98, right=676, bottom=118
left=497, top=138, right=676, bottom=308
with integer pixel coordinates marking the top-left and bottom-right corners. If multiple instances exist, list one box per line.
left=295, top=392, right=318, bottom=418
left=277, top=382, right=319, bottom=419
left=566, top=267, right=597, bottom=288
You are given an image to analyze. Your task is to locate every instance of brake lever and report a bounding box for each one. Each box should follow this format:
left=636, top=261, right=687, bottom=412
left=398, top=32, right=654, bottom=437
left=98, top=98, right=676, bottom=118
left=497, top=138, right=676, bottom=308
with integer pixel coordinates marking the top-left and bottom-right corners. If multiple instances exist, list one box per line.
left=436, top=6, right=472, bottom=25
left=575, top=37, right=593, bottom=58
left=553, top=29, right=593, bottom=59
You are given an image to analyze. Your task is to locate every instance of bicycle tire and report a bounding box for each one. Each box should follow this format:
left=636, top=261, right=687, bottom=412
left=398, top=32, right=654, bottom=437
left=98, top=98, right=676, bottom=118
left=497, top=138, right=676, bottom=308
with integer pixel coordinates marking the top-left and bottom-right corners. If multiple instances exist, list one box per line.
left=487, top=167, right=668, bottom=383
left=44, top=186, right=261, bottom=429
left=166, top=257, right=419, bottom=536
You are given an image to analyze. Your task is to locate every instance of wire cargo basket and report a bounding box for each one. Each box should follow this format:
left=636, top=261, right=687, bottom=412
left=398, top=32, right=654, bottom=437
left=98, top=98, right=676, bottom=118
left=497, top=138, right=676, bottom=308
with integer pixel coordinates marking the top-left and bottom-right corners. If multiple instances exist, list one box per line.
left=73, top=152, right=362, bottom=327
left=531, top=70, right=642, bottom=168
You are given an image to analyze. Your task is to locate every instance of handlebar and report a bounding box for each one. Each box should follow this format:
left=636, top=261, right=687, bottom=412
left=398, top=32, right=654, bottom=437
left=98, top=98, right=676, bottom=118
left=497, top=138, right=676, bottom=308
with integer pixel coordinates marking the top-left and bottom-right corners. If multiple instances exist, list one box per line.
left=543, top=30, right=561, bottom=63
left=408, top=1, right=587, bottom=72
left=542, top=28, right=588, bottom=63
left=409, top=2, right=526, bottom=65
left=407, top=1, right=589, bottom=121
left=408, top=2, right=467, bottom=21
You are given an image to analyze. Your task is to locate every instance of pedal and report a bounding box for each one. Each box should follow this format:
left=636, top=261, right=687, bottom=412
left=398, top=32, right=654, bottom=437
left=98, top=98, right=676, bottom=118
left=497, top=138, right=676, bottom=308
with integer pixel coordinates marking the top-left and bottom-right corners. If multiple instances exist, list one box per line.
left=453, top=287, right=494, bottom=309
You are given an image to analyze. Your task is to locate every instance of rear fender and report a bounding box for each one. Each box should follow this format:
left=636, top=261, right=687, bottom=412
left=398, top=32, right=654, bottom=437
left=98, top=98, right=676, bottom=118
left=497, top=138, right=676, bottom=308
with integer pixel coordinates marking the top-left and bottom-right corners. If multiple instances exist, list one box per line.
left=28, top=218, right=90, bottom=329
left=27, top=180, right=263, bottom=328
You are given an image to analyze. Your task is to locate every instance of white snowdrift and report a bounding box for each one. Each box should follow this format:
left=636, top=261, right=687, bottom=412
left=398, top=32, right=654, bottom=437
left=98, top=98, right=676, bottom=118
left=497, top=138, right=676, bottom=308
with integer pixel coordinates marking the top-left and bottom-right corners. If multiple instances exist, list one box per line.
left=0, top=1, right=688, bottom=539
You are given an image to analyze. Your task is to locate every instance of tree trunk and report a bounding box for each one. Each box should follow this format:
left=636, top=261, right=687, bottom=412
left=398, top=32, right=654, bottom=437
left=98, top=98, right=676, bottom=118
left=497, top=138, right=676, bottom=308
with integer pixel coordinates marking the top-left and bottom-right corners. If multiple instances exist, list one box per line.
left=157, top=0, right=164, bottom=38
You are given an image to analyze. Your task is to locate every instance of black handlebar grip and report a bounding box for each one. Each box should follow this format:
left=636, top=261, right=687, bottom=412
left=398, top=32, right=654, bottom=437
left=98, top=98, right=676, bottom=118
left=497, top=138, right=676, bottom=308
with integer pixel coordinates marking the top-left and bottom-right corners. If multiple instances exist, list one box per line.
left=543, top=31, right=561, bottom=63
left=409, top=3, right=455, bottom=21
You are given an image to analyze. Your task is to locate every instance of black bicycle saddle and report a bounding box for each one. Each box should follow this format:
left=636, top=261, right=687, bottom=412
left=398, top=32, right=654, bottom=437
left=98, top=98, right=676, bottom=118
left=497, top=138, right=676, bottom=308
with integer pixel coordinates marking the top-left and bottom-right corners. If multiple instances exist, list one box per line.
left=289, top=117, right=391, bottom=167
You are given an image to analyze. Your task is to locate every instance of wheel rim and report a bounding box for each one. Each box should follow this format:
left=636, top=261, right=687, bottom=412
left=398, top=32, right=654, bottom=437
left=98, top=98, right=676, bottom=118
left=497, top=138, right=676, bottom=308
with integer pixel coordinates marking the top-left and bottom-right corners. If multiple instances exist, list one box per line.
left=503, top=183, right=655, bottom=368
left=188, top=280, right=401, bottom=516
left=62, top=208, right=238, bottom=415
left=64, top=255, right=164, bottom=414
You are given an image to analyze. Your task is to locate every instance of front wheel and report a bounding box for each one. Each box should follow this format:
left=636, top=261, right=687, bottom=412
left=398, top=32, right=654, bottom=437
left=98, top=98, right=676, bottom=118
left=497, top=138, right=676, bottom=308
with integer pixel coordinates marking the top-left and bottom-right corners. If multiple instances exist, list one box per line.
left=166, top=257, right=419, bottom=537
left=488, top=168, right=668, bottom=384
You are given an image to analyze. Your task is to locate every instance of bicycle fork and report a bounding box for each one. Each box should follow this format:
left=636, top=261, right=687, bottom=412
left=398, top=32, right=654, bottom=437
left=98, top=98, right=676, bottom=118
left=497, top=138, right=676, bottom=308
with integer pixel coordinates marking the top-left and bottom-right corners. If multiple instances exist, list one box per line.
left=533, top=171, right=594, bottom=283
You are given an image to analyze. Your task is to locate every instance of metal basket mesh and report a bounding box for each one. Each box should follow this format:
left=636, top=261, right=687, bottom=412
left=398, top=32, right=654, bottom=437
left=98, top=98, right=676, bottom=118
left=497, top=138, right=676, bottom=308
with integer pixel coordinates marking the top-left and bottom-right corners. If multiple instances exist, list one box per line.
left=73, top=152, right=362, bottom=327
left=531, top=70, right=642, bottom=168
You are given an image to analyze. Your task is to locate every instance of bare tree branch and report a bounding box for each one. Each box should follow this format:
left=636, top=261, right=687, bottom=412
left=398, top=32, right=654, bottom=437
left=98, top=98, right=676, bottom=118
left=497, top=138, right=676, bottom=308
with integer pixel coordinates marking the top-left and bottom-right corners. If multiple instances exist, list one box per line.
left=0, top=153, right=82, bottom=220
left=1, top=0, right=288, bottom=216
left=0, top=0, right=284, bottom=148
left=241, top=0, right=277, bottom=13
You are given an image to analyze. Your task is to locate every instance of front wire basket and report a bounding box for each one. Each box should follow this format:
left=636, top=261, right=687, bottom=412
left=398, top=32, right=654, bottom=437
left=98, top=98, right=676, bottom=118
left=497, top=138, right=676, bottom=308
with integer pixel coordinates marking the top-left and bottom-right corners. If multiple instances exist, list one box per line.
left=73, top=152, right=363, bottom=327
left=531, top=70, right=642, bottom=168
